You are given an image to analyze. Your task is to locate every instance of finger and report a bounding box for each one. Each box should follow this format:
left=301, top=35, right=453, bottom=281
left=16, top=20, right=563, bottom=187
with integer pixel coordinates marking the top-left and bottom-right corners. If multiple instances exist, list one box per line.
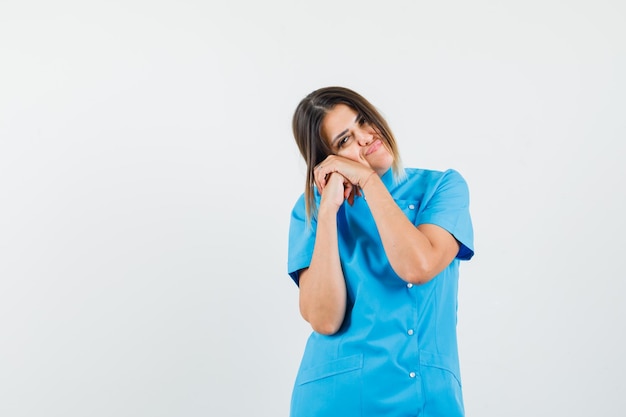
left=343, top=183, right=350, bottom=200
left=318, top=173, right=328, bottom=193
left=349, top=184, right=358, bottom=206
left=319, top=171, right=338, bottom=195
left=316, top=179, right=324, bottom=195
left=314, top=168, right=326, bottom=193
left=343, top=181, right=353, bottom=202
left=314, top=164, right=323, bottom=189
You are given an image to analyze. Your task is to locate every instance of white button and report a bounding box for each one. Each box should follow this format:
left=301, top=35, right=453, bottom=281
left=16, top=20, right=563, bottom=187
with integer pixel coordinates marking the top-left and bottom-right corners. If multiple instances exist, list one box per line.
left=407, top=329, right=414, bottom=336
left=408, top=204, right=415, bottom=210
left=407, top=283, right=413, bottom=288
left=409, top=372, right=416, bottom=378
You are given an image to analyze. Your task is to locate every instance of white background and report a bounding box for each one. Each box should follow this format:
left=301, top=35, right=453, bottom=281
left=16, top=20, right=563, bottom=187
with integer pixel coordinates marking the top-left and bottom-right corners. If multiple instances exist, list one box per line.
left=1, top=1, right=625, bottom=416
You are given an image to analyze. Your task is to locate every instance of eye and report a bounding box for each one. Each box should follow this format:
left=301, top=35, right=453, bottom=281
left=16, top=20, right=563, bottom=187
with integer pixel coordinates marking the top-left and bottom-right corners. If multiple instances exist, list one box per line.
left=357, top=114, right=366, bottom=125
left=337, top=135, right=350, bottom=148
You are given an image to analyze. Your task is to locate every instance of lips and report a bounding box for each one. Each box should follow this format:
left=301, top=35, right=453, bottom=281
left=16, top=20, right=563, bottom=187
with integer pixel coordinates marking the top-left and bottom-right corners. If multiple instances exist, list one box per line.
left=366, top=139, right=382, bottom=156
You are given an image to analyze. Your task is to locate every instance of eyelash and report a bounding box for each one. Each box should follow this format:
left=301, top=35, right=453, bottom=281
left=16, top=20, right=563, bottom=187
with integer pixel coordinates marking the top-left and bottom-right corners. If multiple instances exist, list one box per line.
left=337, top=115, right=366, bottom=149
left=338, top=135, right=350, bottom=148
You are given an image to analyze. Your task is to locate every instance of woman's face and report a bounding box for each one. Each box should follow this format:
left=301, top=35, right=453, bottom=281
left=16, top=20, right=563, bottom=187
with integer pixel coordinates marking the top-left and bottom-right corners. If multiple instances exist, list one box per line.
left=321, top=103, right=394, bottom=176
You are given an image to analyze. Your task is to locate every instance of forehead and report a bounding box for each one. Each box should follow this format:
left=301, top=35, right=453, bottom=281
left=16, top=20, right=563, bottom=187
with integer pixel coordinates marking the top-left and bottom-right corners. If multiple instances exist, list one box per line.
left=321, top=104, right=357, bottom=141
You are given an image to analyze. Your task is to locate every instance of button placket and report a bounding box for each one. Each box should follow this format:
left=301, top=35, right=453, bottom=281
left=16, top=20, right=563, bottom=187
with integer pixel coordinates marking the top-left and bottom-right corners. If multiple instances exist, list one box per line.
left=401, top=271, right=420, bottom=390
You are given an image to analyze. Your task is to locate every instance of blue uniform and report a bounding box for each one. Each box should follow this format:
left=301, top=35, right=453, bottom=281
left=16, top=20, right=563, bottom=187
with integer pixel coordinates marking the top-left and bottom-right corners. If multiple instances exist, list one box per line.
left=287, top=168, right=474, bottom=417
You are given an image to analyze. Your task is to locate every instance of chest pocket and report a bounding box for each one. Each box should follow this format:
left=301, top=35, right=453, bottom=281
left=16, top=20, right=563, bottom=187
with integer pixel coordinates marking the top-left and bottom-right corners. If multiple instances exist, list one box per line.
left=395, top=199, right=419, bottom=224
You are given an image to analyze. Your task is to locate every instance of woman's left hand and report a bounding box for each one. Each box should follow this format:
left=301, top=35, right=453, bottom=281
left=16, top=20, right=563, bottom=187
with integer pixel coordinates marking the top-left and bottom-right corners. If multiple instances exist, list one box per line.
left=314, top=155, right=376, bottom=199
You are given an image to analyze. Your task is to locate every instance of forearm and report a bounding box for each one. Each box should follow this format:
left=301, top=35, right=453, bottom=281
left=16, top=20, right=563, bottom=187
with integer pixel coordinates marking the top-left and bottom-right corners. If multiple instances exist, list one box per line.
left=298, top=206, right=347, bottom=335
left=361, top=175, right=451, bottom=284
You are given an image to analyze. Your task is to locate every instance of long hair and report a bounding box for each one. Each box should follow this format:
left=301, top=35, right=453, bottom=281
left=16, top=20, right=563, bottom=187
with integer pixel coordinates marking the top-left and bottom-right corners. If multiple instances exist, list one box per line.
left=292, top=86, right=403, bottom=220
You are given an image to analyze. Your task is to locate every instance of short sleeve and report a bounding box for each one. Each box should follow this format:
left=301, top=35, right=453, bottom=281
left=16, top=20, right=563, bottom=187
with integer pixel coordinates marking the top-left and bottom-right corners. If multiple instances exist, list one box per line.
left=416, top=169, right=474, bottom=261
left=287, top=195, right=317, bottom=285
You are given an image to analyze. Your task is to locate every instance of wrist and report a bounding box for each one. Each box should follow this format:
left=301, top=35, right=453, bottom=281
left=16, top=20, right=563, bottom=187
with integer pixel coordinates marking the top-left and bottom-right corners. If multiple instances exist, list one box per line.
left=318, top=201, right=341, bottom=217
left=360, top=171, right=377, bottom=188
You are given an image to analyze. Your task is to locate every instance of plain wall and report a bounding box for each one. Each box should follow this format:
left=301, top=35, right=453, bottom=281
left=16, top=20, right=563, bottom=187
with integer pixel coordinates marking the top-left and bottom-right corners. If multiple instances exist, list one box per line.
left=1, top=1, right=625, bottom=416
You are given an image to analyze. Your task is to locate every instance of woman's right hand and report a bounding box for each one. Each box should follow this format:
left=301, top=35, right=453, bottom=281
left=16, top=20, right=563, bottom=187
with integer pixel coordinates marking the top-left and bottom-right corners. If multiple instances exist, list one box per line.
left=319, top=172, right=355, bottom=211
left=300, top=171, right=349, bottom=335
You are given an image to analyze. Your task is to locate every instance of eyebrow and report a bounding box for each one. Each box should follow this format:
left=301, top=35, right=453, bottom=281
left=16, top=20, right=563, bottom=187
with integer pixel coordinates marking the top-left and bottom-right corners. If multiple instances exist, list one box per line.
left=330, top=115, right=359, bottom=146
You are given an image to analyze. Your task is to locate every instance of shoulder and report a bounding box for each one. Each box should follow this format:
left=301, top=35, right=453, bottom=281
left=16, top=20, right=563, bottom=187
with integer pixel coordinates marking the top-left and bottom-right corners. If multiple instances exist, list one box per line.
left=290, top=193, right=307, bottom=220
left=403, top=167, right=467, bottom=183
left=398, top=168, right=467, bottom=194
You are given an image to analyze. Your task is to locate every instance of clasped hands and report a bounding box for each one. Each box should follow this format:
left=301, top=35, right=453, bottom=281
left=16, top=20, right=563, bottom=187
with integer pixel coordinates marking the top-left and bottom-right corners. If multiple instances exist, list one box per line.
left=314, top=155, right=376, bottom=208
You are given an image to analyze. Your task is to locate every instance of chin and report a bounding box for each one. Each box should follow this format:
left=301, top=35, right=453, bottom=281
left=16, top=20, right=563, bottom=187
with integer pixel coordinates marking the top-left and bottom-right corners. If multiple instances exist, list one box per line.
left=369, top=157, right=394, bottom=174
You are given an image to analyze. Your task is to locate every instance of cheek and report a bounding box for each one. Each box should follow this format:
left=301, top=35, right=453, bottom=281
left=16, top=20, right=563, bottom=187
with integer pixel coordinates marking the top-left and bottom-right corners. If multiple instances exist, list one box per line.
left=336, top=147, right=361, bottom=162
left=369, top=148, right=394, bottom=168
left=381, top=149, right=395, bottom=165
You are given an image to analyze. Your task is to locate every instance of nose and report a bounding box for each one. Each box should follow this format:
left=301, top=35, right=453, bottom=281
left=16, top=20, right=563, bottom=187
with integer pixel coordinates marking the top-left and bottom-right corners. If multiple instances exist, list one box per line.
left=356, top=130, right=373, bottom=146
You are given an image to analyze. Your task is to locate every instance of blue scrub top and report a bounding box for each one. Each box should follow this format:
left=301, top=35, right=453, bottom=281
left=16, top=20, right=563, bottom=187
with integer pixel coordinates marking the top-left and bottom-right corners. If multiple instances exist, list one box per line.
left=287, top=168, right=474, bottom=417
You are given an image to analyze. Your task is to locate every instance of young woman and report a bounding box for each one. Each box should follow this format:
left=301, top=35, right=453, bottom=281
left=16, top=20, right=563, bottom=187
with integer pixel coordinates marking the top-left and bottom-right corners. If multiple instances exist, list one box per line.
left=287, top=86, right=474, bottom=417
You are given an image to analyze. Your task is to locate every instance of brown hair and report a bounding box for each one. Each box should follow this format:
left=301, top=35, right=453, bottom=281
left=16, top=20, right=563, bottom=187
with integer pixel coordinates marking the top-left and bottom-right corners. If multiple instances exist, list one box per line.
left=292, top=86, right=403, bottom=220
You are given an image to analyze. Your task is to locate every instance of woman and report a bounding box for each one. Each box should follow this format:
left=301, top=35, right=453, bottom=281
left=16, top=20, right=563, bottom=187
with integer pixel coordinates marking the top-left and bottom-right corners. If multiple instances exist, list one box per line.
left=287, top=86, right=474, bottom=417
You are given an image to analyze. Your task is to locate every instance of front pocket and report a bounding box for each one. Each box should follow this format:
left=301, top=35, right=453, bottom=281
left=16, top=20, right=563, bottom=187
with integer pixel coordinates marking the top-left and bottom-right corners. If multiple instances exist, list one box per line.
left=297, top=354, right=363, bottom=385
left=419, top=350, right=461, bottom=386
left=291, top=354, right=363, bottom=417
left=419, top=351, right=464, bottom=417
